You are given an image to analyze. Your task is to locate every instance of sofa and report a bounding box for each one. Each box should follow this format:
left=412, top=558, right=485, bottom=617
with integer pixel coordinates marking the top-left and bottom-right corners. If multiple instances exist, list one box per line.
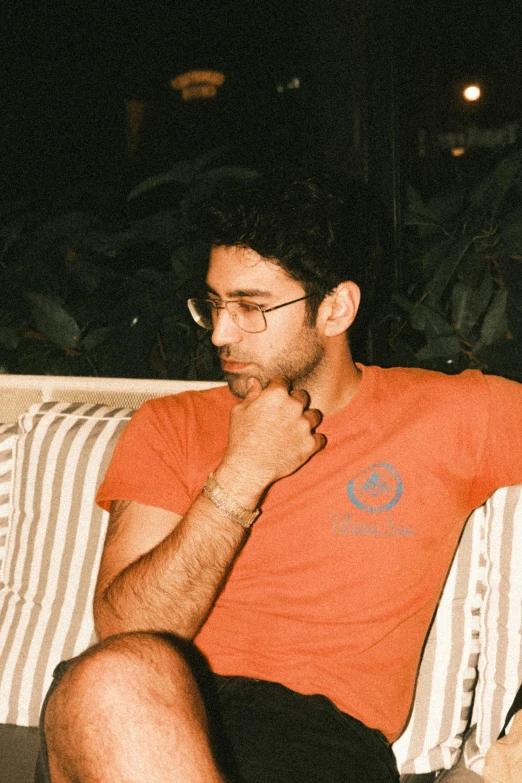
left=1, top=373, right=521, bottom=783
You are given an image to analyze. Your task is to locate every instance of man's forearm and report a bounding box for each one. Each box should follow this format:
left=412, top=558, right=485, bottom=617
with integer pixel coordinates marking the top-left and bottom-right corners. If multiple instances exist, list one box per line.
left=94, top=376, right=325, bottom=641
left=93, top=492, right=251, bottom=640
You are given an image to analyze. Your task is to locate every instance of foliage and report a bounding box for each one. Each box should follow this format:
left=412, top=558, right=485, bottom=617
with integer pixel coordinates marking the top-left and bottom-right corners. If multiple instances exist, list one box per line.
left=4, top=146, right=522, bottom=382
left=381, top=148, right=522, bottom=381
left=0, top=153, right=258, bottom=379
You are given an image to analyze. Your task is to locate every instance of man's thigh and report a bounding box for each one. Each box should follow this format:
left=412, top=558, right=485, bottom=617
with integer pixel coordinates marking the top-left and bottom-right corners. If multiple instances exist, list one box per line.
left=35, top=660, right=399, bottom=783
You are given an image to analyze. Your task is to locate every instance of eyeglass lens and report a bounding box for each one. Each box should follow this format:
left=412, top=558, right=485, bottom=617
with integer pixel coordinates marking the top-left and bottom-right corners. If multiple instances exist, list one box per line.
left=190, top=300, right=266, bottom=333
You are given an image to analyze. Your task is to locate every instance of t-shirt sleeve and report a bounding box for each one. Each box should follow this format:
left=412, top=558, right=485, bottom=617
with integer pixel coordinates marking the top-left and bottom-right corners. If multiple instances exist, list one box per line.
left=469, top=373, right=522, bottom=506
left=96, top=396, right=193, bottom=515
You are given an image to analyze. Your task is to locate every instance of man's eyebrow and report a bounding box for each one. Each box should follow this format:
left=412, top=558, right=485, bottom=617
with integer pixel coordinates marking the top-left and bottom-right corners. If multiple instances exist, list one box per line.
left=206, top=285, right=272, bottom=299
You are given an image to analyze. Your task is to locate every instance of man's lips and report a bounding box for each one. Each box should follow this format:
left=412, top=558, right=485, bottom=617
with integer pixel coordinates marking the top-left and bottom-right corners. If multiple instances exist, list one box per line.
left=221, top=358, right=251, bottom=372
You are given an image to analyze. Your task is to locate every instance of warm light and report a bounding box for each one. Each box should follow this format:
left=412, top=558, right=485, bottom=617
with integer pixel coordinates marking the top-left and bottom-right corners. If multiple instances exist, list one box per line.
left=171, top=70, right=225, bottom=100
left=451, top=147, right=466, bottom=157
left=463, top=85, right=481, bottom=102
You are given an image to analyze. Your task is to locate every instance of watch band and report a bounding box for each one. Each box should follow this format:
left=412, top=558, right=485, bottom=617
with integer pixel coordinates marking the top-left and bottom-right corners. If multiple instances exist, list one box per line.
left=202, top=473, right=260, bottom=529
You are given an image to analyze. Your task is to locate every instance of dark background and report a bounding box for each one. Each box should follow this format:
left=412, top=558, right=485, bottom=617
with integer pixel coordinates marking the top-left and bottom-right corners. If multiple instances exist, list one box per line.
left=1, top=0, right=521, bottom=210
left=1, top=0, right=522, bottom=380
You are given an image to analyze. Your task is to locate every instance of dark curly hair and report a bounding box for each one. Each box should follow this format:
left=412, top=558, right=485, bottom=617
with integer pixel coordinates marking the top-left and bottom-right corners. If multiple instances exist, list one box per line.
left=191, top=173, right=381, bottom=331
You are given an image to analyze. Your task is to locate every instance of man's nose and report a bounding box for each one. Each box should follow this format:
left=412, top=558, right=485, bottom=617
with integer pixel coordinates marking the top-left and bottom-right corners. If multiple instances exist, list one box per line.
left=210, top=307, right=243, bottom=346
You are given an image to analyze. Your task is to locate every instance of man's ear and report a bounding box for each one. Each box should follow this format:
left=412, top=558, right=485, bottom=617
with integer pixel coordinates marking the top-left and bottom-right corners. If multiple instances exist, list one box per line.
left=319, top=282, right=361, bottom=337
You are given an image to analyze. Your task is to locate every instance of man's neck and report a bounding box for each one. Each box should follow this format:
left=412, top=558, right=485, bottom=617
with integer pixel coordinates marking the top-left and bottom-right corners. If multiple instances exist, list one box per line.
left=299, top=353, right=362, bottom=417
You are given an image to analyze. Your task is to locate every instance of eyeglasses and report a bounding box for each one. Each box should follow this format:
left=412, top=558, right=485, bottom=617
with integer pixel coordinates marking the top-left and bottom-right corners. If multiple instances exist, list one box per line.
left=187, top=294, right=317, bottom=334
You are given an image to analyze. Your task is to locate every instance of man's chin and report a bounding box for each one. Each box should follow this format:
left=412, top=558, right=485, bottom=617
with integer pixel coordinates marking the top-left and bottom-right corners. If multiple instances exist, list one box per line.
left=225, top=372, right=268, bottom=399
left=223, top=372, right=247, bottom=399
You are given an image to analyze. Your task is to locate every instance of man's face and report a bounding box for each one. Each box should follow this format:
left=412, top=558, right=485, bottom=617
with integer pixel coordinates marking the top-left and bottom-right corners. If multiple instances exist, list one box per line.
left=206, top=245, right=326, bottom=399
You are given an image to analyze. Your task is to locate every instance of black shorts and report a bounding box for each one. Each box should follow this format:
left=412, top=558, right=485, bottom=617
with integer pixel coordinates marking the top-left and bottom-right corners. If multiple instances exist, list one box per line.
left=35, top=659, right=400, bottom=783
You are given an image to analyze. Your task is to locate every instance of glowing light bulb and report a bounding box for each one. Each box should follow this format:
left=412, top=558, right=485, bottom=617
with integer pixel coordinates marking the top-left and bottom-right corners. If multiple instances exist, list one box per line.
left=463, top=85, right=481, bottom=102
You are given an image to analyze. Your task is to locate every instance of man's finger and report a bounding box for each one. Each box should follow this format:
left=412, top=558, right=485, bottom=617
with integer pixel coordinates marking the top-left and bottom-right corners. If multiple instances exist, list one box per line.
left=305, top=408, right=323, bottom=430
left=245, top=377, right=263, bottom=398
left=266, top=376, right=292, bottom=391
left=290, top=388, right=311, bottom=409
left=315, top=433, right=327, bottom=452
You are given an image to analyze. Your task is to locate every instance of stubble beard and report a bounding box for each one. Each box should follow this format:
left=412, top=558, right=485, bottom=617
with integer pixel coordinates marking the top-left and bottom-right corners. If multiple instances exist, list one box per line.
left=222, top=329, right=326, bottom=399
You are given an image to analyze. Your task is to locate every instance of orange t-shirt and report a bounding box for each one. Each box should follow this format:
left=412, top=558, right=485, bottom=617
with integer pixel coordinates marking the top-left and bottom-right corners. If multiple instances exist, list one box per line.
left=96, top=365, right=522, bottom=741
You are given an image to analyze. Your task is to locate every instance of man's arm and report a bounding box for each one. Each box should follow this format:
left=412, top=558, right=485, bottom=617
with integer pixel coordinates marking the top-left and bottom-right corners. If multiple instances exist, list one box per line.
left=93, top=376, right=324, bottom=640
left=93, top=494, right=250, bottom=640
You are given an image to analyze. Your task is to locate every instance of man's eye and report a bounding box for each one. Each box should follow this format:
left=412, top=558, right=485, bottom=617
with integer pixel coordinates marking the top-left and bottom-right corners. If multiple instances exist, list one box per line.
left=237, top=302, right=261, bottom=313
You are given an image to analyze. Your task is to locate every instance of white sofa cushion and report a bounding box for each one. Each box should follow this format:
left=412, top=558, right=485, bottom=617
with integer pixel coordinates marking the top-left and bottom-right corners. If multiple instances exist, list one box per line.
left=392, top=505, right=485, bottom=773
left=0, top=401, right=487, bottom=778
left=0, top=402, right=132, bottom=727
left=0, top=423, right=18, bottom=571
left=464, top=485, right=522, bottom=775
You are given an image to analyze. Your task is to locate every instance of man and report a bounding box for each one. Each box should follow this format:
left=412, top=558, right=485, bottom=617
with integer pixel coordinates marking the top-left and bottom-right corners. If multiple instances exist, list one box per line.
left=483, top=685, right=522, bottom=781
left=37, top=176, right=522, bottom=783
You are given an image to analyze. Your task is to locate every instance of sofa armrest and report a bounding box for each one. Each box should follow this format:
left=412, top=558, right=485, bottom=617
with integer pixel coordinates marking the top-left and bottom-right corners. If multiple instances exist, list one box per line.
left=0, top=725, right=40, bottom=783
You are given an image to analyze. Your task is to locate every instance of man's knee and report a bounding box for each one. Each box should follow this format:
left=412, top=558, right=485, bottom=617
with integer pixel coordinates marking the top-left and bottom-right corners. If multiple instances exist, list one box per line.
left=42, top=633, right=219, bottom=781
left=45, top=631, right=195, bottom=738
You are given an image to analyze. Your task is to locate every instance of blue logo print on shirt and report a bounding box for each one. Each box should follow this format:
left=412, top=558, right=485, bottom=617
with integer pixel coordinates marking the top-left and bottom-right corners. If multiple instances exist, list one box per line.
left=347, top=462, right=403, bottom=513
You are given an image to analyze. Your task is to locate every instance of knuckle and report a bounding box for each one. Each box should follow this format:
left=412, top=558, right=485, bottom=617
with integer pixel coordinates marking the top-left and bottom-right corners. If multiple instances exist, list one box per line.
left=292, top=389, right=309, bottom=405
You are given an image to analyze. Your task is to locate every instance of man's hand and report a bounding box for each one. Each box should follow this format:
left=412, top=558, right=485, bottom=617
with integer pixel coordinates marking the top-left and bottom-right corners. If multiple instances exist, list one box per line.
left=217, top=376, right=326, bottom=505
left=483, top=711, right=522, bottom=782
left=94, top=378, right=326, bottom=639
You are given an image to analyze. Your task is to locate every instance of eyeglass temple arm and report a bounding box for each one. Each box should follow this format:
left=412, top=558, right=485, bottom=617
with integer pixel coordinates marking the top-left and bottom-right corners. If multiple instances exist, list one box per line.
left=262, top=293, right=316, bottom=314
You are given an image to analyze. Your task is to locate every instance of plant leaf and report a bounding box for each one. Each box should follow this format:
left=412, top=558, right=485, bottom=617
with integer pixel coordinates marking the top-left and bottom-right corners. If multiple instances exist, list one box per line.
left=170, top=241, right=209, bottom=285
left=81, top=327, right=112, bottom=352
left=451, top=276, right=493, bottom=337
left=24, top=293, right=81, bottom=349
left=416, top=334, right=460, bottom=360
left=466, top=148, right=522, bottom=230
left=125, top=147, right=230, bottom=200
left=127, top=165, right=195, bottom=201
left=423, top=234, right=475, bottom=307
left=404, top=185, right=445, bottom=237
left=499, top=206, right=522, bottom=253
left=411, top=303, right=452, bottom=337
left=195, top=166, right=260, bottom=182
left=479, top=289, right=508, bottom=346
left=82, top=212, right=182, bottom=256
left=391, top=293, right=415, bottom=313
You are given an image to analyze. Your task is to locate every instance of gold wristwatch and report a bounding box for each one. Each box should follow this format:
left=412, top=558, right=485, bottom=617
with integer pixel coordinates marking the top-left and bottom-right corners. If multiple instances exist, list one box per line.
left=202, top=473, right=260, bottom=529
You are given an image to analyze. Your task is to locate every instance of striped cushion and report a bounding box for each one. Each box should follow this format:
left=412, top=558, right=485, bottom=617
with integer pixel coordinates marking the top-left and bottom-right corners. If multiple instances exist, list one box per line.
left=464, top=485, right=522, bottom=775
left=393, top=505, right=485, bottom=774
left=0, top=402, right=133, bottom=727
left=0, top=423, right=18, bottom=572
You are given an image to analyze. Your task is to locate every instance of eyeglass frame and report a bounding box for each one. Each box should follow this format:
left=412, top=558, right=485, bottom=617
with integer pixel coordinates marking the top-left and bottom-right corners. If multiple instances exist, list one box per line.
left=187, top=293, right=320, bottom=334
